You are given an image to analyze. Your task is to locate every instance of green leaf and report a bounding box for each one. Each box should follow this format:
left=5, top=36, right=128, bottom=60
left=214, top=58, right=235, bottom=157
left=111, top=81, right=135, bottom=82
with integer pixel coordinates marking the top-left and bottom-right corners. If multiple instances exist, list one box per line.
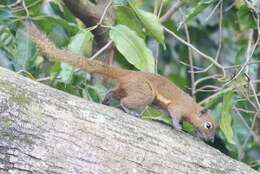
left=113, top=0, right=129, bottom=6
left=50, top=62, right=61, bottom=81
left=184, top=0, right=215, bottom=22
left=220, top=92, right=235, bottom=144
left=0, top=25, right=16, bottom=56
left=67, top=29, right=93, bottom=57
left=110, top=24, right=155, bottom=72
left=48, top=25, right=69, bottom=47
left=13, top=28, right=37, bottom=71
left=59, top=29, right=93, bottom=84
left=42, top=0, right=77, bottom=23
left=34, top=16, right=79, bottom=35
left=59, top=63, right=74, bottom=84
left=116, top=6, right=145, bottom=38
left=142, top=106, right=172, bottom=124
left=128, top=0, right=143, bottom=8
left=133, top=8, right=165, bottom=44
left=237, top=5, right=256, bottom=30
left=0, top=7, right=13, bottom=21
left=0, top=49, right=13, bottom=70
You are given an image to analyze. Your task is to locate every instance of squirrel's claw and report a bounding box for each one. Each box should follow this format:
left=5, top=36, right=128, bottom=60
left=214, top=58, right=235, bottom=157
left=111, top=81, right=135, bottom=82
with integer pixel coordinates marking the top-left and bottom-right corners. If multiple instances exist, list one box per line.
left=172, top=118, right=182, bottom=131
left=120, top=103, right=142, bottom=117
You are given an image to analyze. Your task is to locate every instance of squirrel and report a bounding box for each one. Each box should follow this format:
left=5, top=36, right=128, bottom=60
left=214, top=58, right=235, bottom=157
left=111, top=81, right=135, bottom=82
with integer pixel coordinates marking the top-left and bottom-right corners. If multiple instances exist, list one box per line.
left=24, top=21, right=217, bottom=142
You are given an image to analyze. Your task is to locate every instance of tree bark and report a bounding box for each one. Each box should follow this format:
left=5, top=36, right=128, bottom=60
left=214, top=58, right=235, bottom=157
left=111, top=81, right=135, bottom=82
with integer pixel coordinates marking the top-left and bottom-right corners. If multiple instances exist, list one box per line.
left=62, top=0, right=115, bottom=48
left=0, top=67, right=258, bottom=174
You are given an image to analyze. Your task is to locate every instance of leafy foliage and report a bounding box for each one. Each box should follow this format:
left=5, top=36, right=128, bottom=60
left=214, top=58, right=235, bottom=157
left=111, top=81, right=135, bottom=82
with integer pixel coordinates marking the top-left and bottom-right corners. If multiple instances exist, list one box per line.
left=220, top=92, right=235, bottom=144
left=110, top=24, right=155, bottom=72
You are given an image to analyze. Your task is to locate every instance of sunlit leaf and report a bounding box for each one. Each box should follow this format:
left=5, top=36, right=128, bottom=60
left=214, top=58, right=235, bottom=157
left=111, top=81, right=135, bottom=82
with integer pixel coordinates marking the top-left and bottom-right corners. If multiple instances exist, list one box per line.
left=68, top=29, right=93, bottom=57
left=13, top=28, right=37, bottom=71
left=133, top=8, right=165, bottom=44
left=116, top=6, right=145, bottom=38
left=59, top=29, right=93, bottom=84
left=59, top=63, right=74, bottom=84
left=220, top=92, right=235, bottom=144
left=237, top=5, right=256, bottom=30
left=34, top=16, right=78, bottom=35
left=110, top=24, right=155, bottom=72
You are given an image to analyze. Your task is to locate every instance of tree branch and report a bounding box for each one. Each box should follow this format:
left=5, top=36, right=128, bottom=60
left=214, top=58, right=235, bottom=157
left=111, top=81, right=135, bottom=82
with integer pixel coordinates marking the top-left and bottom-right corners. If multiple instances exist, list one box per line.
left=62, top=0, right=115, bottom=48
left=0, top=67, right=258, bottom=173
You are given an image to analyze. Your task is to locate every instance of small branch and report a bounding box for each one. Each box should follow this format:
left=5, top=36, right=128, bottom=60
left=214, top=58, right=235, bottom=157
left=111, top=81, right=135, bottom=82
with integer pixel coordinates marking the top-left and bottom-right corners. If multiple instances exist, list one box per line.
left=90, top=40, right=113, bottom=60
left=97, top=0, right=113, bottom=26
left=224, top=60, right=260, bottom=70
left=204, top=0, right=223, bottom=23
left=164, top=27, right=226, bottom=79
left=153, top=0, right=165, bottom=73
left=8, top=0, right=22, bottom=7
left=225, top=17, right=260, bottom=86
left=22, top=0, right=29, bottom=18
left=179, top=5, right=195, bottom=98
left=194, top=0, right=223, bottom=74
left=194, top=74, right=221, bottom=88
left=160, top=1, right=184, bottom=22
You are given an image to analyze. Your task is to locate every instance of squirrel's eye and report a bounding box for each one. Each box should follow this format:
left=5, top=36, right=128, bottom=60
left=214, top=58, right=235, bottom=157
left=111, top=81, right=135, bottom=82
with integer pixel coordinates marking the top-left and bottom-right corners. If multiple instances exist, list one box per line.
left=204, top=122, right=212, bottom=129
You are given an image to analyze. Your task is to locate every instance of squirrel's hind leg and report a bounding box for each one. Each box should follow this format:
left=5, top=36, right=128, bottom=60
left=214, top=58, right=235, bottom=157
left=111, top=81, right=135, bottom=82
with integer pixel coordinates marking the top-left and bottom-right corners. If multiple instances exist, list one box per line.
left=119, top=78, right=155, bottom=117
left=102, top=85, right=125, bottom=106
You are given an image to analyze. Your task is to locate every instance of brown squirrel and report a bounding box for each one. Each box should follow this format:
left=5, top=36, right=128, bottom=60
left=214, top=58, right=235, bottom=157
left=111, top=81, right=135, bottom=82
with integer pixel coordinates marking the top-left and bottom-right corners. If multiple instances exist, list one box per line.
left=24, top=21, right=217, bottom=142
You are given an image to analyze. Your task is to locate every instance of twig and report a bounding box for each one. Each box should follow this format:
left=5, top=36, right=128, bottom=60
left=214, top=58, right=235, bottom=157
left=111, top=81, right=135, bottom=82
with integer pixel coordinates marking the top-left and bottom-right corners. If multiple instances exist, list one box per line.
left=178, top=60, right=204, bottom=71
left=179, top=6, right=196, bottom=98
left=97, top=0, right=113, bottom=26
left=154, top=0, right=165, bottom=73
left=164, top=27, right=226, bottom=79
left=194, top=74, right=221, bottom=87
left=198, top=80, right=260, bottom=105
left=234, top=106, right=257, bottom=160
left=249, top=81, right=260, bottom=113
left=234, top=106, right=256, bottom=137
left=241, top=112, right=257, bottom=159
left=225, top=16, right=260, bottom=86
left=235, top=107, right=255, bottom=114
left=204, top=0, right=223, bottom=23
left=195, top=85, right=222, bottom=94
left=160, top=1, right=184, bottom=22
left=22, top=0, right=29, bottom=18
left=8, top=0, right=22, bottom=7
left=157, top=0, right=164, bottom=17
left=224, top=60, right=260, bottom=70
left=90, top=40, right=113, bottom=60
left=194, top=0, right=223, bottom=74
left=12, top=0, right=41, bottom=13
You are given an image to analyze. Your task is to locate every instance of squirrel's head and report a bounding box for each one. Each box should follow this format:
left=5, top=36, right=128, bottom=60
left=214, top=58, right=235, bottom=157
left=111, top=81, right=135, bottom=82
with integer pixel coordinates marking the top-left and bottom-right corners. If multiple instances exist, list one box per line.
left=192, top=108, right=218, bottom=142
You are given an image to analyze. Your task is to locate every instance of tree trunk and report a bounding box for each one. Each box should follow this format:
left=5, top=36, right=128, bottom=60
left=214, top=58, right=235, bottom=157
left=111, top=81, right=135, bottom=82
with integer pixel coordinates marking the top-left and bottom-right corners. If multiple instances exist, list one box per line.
left=0, top=67, right=258, bottom=174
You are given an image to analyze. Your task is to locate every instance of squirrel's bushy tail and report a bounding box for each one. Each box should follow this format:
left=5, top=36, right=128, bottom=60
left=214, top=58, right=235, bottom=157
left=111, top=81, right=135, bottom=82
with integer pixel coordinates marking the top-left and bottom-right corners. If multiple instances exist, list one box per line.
left=23, top=21, right=126, bottom=79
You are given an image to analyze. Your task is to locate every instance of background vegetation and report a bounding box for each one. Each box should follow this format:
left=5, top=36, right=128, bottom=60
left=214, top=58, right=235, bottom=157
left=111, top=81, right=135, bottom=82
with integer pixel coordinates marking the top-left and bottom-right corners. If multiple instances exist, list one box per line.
left=0, top=0, right=260, bottom=171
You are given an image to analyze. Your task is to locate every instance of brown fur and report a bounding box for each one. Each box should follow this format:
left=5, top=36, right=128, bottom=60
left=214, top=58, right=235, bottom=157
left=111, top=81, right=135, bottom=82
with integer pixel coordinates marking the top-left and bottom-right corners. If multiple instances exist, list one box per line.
left=24, top=21, right=217, bottom=141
